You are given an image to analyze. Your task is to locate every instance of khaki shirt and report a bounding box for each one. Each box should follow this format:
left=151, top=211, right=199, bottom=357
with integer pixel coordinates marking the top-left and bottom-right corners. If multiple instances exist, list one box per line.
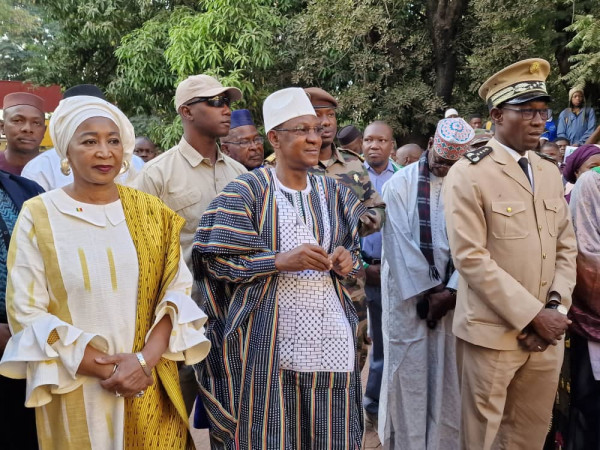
left=131, top=137, right=247, bottom=268
left=444, top=138, right=577, bottom=350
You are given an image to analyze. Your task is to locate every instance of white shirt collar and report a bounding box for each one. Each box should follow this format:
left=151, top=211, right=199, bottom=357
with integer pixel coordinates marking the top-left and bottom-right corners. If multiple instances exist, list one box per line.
left=496, top=140, right=529, bottom=163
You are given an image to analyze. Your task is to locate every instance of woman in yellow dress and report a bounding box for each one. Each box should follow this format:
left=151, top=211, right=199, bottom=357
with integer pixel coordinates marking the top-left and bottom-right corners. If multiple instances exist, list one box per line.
left=0, top=95, right=210, bottom=449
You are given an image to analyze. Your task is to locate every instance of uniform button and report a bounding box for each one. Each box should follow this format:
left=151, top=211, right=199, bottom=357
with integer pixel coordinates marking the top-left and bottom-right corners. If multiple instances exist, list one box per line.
left=543, top=253, right=547, bottom=259
left=538, top=225, right=543, bottom=231
left=507, top=207, right=512, bottom=213
left=541, top=281, right=547, bottom=286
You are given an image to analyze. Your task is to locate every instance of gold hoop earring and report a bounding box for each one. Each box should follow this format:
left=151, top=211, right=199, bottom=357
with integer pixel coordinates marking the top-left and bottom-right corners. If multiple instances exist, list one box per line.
left=60, top=159, right=71, bottom=176
left=119, top=159, right=130, bottom=175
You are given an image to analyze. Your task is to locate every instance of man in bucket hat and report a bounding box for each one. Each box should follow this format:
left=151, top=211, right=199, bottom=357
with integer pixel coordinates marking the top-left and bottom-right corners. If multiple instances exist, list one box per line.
left=443, top=58, right=577, bottom=449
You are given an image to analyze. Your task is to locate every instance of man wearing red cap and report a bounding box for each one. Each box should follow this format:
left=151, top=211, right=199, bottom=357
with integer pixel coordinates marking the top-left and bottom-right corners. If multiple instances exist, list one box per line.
left=0, top=93, right=45, bottom=449
left=0, top=93, right=46, bottom=175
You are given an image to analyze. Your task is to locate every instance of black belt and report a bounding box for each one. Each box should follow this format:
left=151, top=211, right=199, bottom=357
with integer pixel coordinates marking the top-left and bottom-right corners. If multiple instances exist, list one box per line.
left=363, top=256, right=381, bottom=265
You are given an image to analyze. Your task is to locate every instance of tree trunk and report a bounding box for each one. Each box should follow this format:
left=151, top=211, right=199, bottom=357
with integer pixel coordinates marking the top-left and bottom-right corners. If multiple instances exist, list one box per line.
left=427, top=0, right=469, bottom=104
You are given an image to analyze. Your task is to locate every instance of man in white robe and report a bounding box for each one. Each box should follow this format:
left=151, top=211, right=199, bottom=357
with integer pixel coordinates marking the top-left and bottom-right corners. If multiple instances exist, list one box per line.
left=379, top=118, right=474, bottom=450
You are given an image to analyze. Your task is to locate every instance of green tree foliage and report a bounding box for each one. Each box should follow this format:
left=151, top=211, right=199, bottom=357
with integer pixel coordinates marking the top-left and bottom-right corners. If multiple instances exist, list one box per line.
left=8, top=0, right=600, bottom=147
left=564, top=14, right=600, bottom=87
left=109, top=0, right=283, bottom=148
left=0, top=1, right=50, bottom=80
left=284, top=0, right=447, bottom=141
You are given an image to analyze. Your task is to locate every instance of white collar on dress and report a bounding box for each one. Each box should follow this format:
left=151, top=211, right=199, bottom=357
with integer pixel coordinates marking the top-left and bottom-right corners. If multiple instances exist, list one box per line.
left=49, top=188, right=125, bottom=227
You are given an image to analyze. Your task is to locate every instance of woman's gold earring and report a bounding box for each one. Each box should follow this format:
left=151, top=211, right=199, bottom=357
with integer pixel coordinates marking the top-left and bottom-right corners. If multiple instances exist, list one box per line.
left=119, top=159, right=130, bottom=175
left=60, top=159, right=71, bottom=176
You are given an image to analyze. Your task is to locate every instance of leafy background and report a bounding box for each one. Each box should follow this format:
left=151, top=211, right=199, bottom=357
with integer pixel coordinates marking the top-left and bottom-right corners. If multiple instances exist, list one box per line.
left=2, top=0, right=599, bottom=149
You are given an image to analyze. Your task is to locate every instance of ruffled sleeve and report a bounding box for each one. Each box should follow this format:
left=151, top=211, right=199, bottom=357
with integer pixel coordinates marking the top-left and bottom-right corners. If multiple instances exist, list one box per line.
left=146, top=252, right=211, bottom=365
left=0, top=205, right=109, bottom=407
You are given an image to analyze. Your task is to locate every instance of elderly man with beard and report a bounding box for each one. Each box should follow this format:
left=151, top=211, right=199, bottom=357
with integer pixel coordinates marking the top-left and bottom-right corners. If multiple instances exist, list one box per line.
left=379, top=118, right=474, bottom=450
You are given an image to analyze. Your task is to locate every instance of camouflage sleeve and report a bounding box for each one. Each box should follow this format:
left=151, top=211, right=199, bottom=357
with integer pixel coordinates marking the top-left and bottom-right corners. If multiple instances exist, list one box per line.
left=338, top=161, right=385, bottom=237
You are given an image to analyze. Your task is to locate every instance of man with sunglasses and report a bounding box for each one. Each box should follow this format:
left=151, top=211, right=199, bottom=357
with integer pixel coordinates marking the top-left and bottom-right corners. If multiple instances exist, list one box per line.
left=132, top=74, right=247, bottom=415
left=220, top=109, right=264, bottom=170
left=444, top=59, right=577, bottom=449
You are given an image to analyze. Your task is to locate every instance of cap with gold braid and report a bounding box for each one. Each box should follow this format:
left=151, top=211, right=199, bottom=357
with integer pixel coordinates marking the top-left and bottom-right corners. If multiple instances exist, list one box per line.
left=479, top=58, right=551, bottom=109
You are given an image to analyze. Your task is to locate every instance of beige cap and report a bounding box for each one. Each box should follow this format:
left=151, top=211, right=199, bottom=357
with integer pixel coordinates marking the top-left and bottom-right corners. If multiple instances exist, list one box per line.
left=479, top=58, right=551, bottom=108
left=175, top=75, right=242, bottom=110
left=263, top=88, right=316, bottom=133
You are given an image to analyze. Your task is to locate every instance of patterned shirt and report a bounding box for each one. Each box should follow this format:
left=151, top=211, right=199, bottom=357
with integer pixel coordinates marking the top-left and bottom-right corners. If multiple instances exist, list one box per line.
left=0, top=187, right=19, bottom=323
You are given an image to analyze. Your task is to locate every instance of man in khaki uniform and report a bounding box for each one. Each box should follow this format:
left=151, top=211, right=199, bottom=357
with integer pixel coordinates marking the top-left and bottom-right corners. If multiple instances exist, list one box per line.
left=132, top=74, right=246, bottom=414
left=443, top=59, right=577, bottom=449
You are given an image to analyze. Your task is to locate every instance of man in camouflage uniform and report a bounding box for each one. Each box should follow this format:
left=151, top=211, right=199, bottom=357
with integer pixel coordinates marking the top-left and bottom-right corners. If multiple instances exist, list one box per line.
left=266, top=88, right=385, bottom=369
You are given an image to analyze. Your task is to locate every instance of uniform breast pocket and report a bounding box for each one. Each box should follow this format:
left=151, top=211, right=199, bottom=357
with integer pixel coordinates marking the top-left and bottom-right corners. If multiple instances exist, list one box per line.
left=544, top=198, right=561, bottom=237
left=491, top=201, right=529, bottom=239
left=168, top=189, right=203, bottom=212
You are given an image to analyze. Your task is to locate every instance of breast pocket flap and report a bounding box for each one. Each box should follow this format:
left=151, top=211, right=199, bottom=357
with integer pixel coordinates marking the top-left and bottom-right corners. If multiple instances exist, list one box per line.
left=491, top=201, right=526, bottom=217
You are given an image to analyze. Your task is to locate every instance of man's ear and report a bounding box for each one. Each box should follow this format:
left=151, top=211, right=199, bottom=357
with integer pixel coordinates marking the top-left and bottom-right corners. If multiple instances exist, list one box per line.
left=178, top=105, right=193, bottom=122
left=490, top=107, right=503, bottom=124
left=221, top=142, right=230, bottom=155
left=267, top=130, right=279, bottom=150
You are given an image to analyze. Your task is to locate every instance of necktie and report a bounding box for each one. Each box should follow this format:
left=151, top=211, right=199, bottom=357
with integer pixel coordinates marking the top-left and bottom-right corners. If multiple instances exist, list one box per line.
left=518, top=157, right=531, bottom=186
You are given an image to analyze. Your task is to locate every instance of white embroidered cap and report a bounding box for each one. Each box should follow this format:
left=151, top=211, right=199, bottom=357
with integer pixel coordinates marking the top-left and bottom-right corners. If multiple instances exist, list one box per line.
left=263, top=87, right=316, bottom=133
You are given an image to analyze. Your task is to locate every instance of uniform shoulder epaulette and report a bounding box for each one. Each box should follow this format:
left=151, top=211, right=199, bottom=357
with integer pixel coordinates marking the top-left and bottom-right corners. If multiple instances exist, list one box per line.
left=535, top=151, right=558, bottom=164
left=338, top=147, right=365, bottom=162
left=464, top=146, right=493, bottom=164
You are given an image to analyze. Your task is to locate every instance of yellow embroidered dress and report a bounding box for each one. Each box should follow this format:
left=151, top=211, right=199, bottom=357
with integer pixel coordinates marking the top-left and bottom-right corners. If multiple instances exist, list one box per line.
left=0, top=186, right=210, bottom=450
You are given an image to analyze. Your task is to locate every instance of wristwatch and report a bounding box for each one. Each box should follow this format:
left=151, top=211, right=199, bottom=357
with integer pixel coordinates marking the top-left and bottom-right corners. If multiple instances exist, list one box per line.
left=546, top=302, right=568, bottom=316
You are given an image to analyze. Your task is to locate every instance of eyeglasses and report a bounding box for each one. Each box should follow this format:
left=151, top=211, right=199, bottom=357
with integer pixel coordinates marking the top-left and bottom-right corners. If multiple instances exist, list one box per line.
left=184, top=95, right=231, bottom=108
left=273, top=126, right=324, bottom=136
left=222, top=137, right=264, bottom=148
left=501, top=107, right=550, bottom=121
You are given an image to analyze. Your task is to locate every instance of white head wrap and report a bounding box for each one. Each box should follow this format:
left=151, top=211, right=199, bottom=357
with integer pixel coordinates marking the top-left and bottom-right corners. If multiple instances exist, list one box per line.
left=49, top=95, right=135, bottom=162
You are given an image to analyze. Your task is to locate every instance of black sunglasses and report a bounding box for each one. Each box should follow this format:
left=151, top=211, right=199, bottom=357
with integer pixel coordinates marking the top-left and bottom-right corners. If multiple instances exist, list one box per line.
left=185, top=94, right=231, bottom=108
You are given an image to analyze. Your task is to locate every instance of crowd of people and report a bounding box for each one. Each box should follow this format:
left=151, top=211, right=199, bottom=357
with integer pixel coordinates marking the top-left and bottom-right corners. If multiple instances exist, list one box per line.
left=0, top=56, right=598, bottom=450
